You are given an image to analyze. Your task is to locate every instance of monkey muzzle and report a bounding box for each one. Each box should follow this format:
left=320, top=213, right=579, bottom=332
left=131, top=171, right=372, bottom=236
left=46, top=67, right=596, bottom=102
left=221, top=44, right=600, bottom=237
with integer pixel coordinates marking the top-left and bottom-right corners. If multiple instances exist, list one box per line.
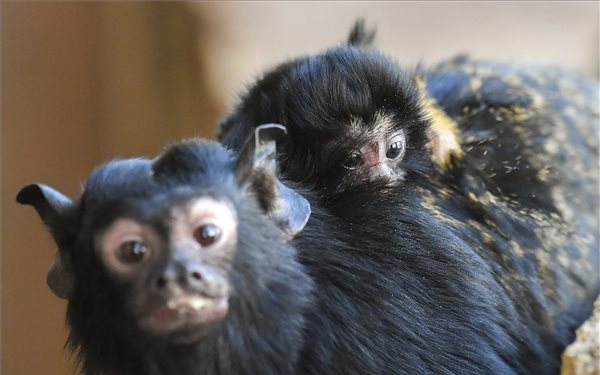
left=138, top=293, right=229, bottom=343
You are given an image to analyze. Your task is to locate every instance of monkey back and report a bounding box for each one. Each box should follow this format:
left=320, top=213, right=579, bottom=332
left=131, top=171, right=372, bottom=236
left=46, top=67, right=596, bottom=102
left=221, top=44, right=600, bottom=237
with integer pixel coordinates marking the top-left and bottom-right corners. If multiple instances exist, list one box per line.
left=218, top=38, right=600, bottom=372
left=416, top=57, right=599, bottom=366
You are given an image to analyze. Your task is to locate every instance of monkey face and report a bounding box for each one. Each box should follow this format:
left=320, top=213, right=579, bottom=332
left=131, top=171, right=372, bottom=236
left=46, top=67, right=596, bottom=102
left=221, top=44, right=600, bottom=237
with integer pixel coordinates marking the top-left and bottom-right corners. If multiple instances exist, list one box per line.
left=95, top=196, right=237, bottom=343
left=336, top=114, right=407, bottom=183
left=18, top=130, right=312, bottom=361
left=220, top=47, right=433, bottom=197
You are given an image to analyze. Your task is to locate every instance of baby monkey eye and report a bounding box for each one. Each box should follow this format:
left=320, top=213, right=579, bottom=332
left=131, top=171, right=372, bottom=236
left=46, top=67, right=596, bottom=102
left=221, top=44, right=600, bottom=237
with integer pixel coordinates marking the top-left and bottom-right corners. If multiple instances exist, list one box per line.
left=386, top=132, right=406, bottom=160
left=342, top=151, right=363, bottom=170
left=386, top=141, right=404, bottom=159
left=117, top=241, right=148, bottom=263
left=194, top=224, right=221, bottom=247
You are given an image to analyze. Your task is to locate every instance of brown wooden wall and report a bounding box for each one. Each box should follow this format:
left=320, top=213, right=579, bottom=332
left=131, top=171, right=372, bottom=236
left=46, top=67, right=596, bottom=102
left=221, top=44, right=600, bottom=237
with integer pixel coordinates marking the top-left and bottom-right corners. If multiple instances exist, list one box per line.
left=2, top=3, right=221, bottom=374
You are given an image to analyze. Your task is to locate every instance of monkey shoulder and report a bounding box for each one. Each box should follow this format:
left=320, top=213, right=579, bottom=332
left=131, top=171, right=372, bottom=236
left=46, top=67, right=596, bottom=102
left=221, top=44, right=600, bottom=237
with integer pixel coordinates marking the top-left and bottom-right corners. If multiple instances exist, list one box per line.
left=420, top=58, right=598, bottom=226
left=412, top=57, right=600, bottom=346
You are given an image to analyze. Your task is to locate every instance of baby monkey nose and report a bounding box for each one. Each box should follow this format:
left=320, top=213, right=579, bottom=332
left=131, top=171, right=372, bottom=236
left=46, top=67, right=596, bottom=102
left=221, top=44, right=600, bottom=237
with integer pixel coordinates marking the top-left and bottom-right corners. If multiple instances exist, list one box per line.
left=190, top=270, right=203, bottom=281
left=360, top=143, right=381, bottom=167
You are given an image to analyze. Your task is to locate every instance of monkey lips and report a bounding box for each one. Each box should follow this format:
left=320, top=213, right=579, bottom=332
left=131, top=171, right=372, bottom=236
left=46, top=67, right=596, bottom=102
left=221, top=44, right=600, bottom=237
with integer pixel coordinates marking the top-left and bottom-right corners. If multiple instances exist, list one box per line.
left=138, top=293, right=229, bottom=342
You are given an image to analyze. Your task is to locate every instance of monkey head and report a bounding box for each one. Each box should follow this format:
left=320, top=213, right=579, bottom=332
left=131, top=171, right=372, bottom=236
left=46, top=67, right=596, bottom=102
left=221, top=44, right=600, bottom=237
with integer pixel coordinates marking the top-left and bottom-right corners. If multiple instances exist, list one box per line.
left=17, top=126, right=313, bottom=372
left=219, top=22, right=461, bottom=199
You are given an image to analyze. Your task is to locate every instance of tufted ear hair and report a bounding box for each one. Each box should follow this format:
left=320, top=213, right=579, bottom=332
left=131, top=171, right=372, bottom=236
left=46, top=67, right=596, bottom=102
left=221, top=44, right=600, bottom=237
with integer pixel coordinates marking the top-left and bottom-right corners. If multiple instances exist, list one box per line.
left=17, top=184, right=75, bottom=299
left=236, top=124, right=311, bottom=239
left=347, top=19, right=376, bottom=47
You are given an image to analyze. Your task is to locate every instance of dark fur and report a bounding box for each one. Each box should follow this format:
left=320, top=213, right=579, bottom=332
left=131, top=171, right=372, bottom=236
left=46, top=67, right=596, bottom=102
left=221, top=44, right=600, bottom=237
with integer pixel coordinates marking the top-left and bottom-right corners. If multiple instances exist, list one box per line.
left=20, top=136, right=580, bottom=375
left=218, top=22, right=600, bottom=374
left=19, top=22, right=599, bottom=375
left=39, top=141, right=315, bottom=375
left=220, top=45, right=429, bottom=197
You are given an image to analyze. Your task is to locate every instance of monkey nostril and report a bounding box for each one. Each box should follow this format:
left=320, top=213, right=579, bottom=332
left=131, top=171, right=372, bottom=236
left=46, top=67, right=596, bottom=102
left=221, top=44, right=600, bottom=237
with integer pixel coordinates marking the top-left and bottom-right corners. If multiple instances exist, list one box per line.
left=191, top=271, right=203, bottom=281
left=156, top=277, right=167, bottom=289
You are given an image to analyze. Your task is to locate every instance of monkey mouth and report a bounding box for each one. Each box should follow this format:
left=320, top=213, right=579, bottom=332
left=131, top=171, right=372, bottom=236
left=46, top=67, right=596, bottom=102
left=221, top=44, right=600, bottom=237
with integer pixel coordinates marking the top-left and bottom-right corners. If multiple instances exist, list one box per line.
left=139, top=294, right=229, bottom=340
left=166, top=295, right=216, bottom=310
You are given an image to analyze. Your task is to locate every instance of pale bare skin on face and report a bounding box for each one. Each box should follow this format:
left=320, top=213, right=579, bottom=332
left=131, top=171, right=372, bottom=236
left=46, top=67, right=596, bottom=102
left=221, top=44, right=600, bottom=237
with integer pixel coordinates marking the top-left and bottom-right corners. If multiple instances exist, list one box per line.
left=341, top=101, right=463, bottom=184
left=96, top=198, right=238, bottom=339
left=168, top=198, right=238, bottom=271
left=343, top=111, right=407, bottom=182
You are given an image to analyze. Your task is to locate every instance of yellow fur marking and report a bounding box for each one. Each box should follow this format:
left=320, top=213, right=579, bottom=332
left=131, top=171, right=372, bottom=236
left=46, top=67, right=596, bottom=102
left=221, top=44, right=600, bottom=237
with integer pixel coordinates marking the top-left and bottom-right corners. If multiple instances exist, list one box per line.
left=415, top=75, right=463, bottom=169
left=423, top=97, right=463, bottom=168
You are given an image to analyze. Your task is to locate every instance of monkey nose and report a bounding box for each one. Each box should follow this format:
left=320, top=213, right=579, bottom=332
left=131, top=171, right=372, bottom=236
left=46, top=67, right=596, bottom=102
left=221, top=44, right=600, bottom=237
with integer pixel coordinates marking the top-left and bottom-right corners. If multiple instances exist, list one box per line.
left=156, top=261, right=202, bottom=289
left=360, top=144, right=380, bottom=167
left=371, top=164, right=395, bottom=179
left=155, top=261, right=228, bottom=297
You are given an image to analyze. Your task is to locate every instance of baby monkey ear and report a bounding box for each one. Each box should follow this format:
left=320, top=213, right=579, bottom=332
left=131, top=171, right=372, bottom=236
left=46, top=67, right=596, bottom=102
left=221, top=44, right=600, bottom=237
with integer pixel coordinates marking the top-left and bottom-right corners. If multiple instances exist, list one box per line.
left=236, top=124, right=311, bottom=239
left=16, top=184, right=75, bottom=299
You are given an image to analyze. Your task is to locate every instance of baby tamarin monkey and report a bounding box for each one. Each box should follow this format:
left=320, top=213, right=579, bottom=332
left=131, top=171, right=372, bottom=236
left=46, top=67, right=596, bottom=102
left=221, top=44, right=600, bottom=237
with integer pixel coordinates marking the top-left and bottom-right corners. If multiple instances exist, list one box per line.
left=218, top=20, right=598, bottom=220
left=218, top=25, right=599, bottom=375
left=219, top=21, right=462, bottom=199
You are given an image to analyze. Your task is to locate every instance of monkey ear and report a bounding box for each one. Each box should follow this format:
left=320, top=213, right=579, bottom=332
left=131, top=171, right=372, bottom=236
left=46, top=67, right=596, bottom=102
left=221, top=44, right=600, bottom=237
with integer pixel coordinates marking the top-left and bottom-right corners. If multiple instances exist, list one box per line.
left=347, top=19, right=376, bottom=47
left=17, top=184, right=73, bottom=226
left=46, top=252, right=74, bottom=299
left=17, top=184, right=75, bottom=299
left=236, top=124, right=311, bottom=239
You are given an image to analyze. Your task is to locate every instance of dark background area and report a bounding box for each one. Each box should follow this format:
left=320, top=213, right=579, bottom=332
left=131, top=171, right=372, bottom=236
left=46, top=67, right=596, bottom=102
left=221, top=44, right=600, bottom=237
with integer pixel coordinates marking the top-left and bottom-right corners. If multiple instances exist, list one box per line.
left=2, top=2, right=598, bottom=374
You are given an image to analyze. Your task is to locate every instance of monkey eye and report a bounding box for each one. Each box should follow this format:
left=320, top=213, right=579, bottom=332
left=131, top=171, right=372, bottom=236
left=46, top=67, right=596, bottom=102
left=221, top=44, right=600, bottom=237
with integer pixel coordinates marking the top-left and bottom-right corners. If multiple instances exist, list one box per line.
left=386, top=133, right=406, bottom=160
left=386, top=142, right=403, bottom=159
left=342, top=151, right=363, bottom=170
left=194, top=224, right=221, bottom=247
left=117, top=241, right=149, bottom=263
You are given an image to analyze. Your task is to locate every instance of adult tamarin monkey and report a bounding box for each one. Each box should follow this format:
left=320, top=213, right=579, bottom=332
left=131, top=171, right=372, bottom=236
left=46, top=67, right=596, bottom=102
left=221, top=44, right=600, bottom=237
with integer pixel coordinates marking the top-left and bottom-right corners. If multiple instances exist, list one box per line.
left=218, top=21, right=600, bottom=374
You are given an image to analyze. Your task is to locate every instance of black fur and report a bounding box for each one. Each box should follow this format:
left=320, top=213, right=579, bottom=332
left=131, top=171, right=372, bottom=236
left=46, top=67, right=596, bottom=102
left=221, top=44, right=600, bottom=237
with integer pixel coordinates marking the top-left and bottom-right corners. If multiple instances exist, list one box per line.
left=31, top=141, right=314, bottom=375
left=220, top=45, right=429, bottom=198
left=347, top=19, right=376, bottom=47
left=217, top=23, right=600, bottom=374
left=16, top=136, right=576, bottom=375
left=18, top=22, right=599, bottom=375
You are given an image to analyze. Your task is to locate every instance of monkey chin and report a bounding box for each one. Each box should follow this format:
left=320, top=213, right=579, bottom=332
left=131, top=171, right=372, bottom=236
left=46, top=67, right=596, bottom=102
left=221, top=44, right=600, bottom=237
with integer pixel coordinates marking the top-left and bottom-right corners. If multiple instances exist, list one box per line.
left=139, top=294, right=229, bottom=344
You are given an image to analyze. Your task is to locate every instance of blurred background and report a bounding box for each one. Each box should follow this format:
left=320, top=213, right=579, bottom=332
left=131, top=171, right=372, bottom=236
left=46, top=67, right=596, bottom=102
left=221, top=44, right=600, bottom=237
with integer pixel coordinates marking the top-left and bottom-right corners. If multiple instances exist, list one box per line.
left=2, top=2, right=598, bottom=374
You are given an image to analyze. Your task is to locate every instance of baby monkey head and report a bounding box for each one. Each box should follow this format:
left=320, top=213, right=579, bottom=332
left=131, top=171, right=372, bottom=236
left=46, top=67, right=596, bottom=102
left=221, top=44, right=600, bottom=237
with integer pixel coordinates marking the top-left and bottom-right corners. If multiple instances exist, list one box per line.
left=219, top=23, right=446, bottom=198
left=222, top=47, right=430, bottom=196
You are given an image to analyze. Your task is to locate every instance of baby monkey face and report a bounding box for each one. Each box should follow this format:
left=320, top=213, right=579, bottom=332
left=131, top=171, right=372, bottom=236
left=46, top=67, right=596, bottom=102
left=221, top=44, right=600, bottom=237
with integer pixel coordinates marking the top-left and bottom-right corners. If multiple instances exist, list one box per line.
left=303, top=107, right=426, bottom=197
left=339, top=112, right=407, bottom=182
